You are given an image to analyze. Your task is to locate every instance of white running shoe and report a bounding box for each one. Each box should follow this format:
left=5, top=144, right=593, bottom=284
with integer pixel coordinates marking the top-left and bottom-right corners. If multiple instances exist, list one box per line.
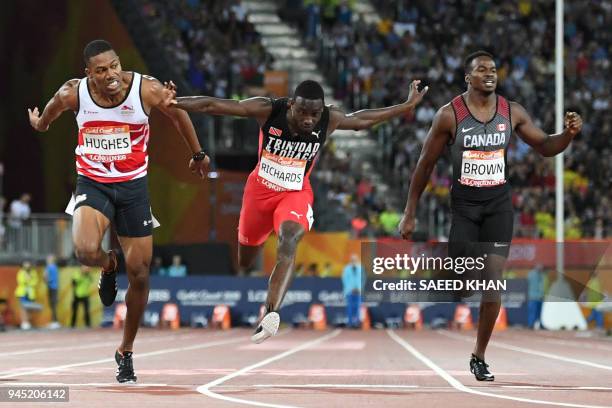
left=251, top=312, right=280, bottom=344
left=48, top=321, right=61, bottom=330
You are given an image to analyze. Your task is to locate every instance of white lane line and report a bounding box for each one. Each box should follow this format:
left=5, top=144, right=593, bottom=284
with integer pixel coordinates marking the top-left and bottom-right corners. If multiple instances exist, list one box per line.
left=388, top=330, right=610, bottom=408
left=437, top=330, right=612, bottom=371
left=197, top=329, right=342, bottom=408
left=499, top=333, right=612, bottom=353
left=0, top=329, right=215, bottom=351
left=0, top=333, right=120, bottom=348
left=252, top=384, right=419, bottom=389
left=0, top=332, right=211, bottom=357
left=2, top=382, right=169, bottom=387
left=0, top=334, right=243, bottom=379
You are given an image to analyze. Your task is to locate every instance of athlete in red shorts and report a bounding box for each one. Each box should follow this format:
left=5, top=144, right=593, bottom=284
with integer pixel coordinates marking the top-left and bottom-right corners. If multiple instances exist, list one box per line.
left=167, top=79, right=428, bottom=343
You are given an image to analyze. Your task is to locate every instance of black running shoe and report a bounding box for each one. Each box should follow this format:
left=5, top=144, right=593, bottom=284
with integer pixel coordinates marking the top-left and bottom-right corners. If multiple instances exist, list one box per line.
left=470, top=354, right=494, bottom=381
left=98, top=251, right=121, bottom=307
left=115, top=350, right=137, bottom=383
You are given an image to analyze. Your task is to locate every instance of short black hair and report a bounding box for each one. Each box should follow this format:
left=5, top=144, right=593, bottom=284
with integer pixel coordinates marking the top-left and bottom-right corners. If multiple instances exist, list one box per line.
left=464, top=50, right=495, bottom=73
left=83, top=39, right=114, bottom=65
left=293, top=80, right=324, bottom=102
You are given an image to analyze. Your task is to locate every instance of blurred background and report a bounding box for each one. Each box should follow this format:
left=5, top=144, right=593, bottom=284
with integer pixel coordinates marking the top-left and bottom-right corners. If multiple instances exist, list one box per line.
left=0, top=0, right=609, bottom=332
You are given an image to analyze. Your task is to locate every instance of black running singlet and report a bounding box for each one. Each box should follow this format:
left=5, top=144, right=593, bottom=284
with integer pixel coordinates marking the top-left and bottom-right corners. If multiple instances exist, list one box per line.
left=449, top=94, right=512, bottom=201
left=254, top=97, right=330, bottom=192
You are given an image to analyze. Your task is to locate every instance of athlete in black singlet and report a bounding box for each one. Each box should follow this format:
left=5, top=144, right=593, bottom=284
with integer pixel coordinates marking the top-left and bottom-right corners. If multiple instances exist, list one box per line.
left=399, top=51, right=582, bottom=381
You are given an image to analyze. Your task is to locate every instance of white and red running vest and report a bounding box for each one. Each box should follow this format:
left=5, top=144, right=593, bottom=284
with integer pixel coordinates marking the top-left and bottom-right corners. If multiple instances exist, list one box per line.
left=75, top=72, right=150, bottom=183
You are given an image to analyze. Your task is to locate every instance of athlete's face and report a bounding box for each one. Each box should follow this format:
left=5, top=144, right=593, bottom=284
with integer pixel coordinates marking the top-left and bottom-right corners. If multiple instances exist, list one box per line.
left=466, top=57, right=497, bottom=93
left=290, top=97, right=324, bottom=134
left=85, top=50, right=123, bottom=96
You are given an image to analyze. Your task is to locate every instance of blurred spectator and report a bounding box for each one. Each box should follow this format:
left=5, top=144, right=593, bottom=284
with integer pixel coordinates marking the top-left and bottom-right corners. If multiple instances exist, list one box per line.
left=166, top=255, right=187, bottom=277
left=71, top=266, right=93, bottom=328
left=0, top=196, right=5, bottom=248
left=8, top=193, right=31, bottom=228
left=151, top=256, right=166, bottom=276
left=14, top=261, right=42, bottom=330
left=342, top=253, right=363, bottom=328
left=306, top=263, right=320, bottom=277
left=294, top=263, right=305, bottom=276
left=379, top=206, right=402, bottom=236
left=351, top=213, right=368, bottom=237
left=584, top=275, right=605, bottom=329
left=320, top=262, right=334, bottom=277
left=527, top=264, right=546, bottom=329
left=44, top=255, right=60, bottom=329
left=594, top=218, right=604, bottom=240
left=0, top=296, right=6, bottom=332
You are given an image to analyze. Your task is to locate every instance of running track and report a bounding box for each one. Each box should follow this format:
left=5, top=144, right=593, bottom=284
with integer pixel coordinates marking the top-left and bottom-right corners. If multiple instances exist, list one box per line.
left=0, top=327, right=611, bottom=407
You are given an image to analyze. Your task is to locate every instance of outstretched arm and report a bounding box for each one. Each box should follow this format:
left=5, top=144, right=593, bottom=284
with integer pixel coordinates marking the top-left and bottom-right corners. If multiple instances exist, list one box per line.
left=398, top=105, right=454, bottom=240
left=330, top=80, right=428, bottom=131
left=28, top=79, right=79, bottom=132
left=511, top=102, right=582, bottom=157
left=143, top=76, right=210, bottom=178
left=163, top=80, right=272, bottom=127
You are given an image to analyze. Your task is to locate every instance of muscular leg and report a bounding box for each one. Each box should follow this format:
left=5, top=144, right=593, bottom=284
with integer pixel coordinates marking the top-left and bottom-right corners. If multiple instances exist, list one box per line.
left=117, top=235, right=152, bottom=353
left=474, top=204, right=513, bottom=360
left=473, top=253, right=505, bottom=360
left=72, top=206, right=113, bottom=270
left=265, top=221, right=305, bottom=312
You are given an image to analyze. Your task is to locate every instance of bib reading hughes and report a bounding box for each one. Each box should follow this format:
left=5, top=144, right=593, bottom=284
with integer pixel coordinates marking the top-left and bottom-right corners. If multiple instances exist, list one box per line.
left=75, top=72, right=150, bottom=183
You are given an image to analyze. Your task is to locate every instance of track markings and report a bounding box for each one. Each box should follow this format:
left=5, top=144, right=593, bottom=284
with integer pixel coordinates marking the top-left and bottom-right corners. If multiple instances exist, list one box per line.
left=252, top=384, right=419, bottom=389
left=438, top=330, right=612, bottom=371
left=197, top=330, right=341, bottom=408
left=0, top=333, right=244, bottom=380
left=0, top=332, right=208, bottom=357
left=388, top=330, right=610, bottom=408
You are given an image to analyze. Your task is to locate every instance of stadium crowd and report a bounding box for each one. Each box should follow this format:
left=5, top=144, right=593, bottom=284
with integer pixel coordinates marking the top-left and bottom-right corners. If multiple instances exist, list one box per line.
left=140, top=0, right=610, bottom=239
left=284, top=0, right=610, bottom=239
left=140, top=0, right=274, bottom=98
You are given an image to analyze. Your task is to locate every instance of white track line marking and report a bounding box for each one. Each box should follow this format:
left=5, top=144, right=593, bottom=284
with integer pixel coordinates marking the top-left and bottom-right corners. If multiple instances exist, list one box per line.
left=388, top=330, right=610, bottom=408
left=3, top=382, right=169, bottom=387
left=0, top=332, right=211, bottom=357
left=197, top=329, right=341, bottom=408
left=437, top=330, right=612, bottom=371
left=0, top=333, right=121, bottom=348
left=0, top=334, right=243, bottom=379
left=500, top=332, right=612, bottom=353
left=216, top=384, right=612, bottom=392
left=252, top=384, right=419, bottom=389
left=0, top=329, right=213, bottom=350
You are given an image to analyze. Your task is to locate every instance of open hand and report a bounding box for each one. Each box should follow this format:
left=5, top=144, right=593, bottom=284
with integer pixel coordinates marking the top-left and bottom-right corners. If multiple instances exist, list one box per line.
left=406, top=80, right=429, bottom=108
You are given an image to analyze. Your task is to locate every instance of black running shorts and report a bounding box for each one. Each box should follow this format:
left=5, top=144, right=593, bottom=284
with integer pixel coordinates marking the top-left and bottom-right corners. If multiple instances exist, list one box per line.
left=74, top=175, right=153, bottom=237
left=448, top=189, right=514, bottom=259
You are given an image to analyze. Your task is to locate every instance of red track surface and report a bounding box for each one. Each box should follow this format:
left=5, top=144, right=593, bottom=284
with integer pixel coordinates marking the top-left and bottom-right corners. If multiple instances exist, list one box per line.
left=1, top=327, right=611, bottom=407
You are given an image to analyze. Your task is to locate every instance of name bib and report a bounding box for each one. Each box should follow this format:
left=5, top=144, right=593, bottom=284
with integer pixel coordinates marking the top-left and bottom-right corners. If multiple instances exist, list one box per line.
left=81, top=125, right=132, bottom=157
left=460, top=149, right=506, bottom=187
left=258, top=150, right=306, bottom=190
